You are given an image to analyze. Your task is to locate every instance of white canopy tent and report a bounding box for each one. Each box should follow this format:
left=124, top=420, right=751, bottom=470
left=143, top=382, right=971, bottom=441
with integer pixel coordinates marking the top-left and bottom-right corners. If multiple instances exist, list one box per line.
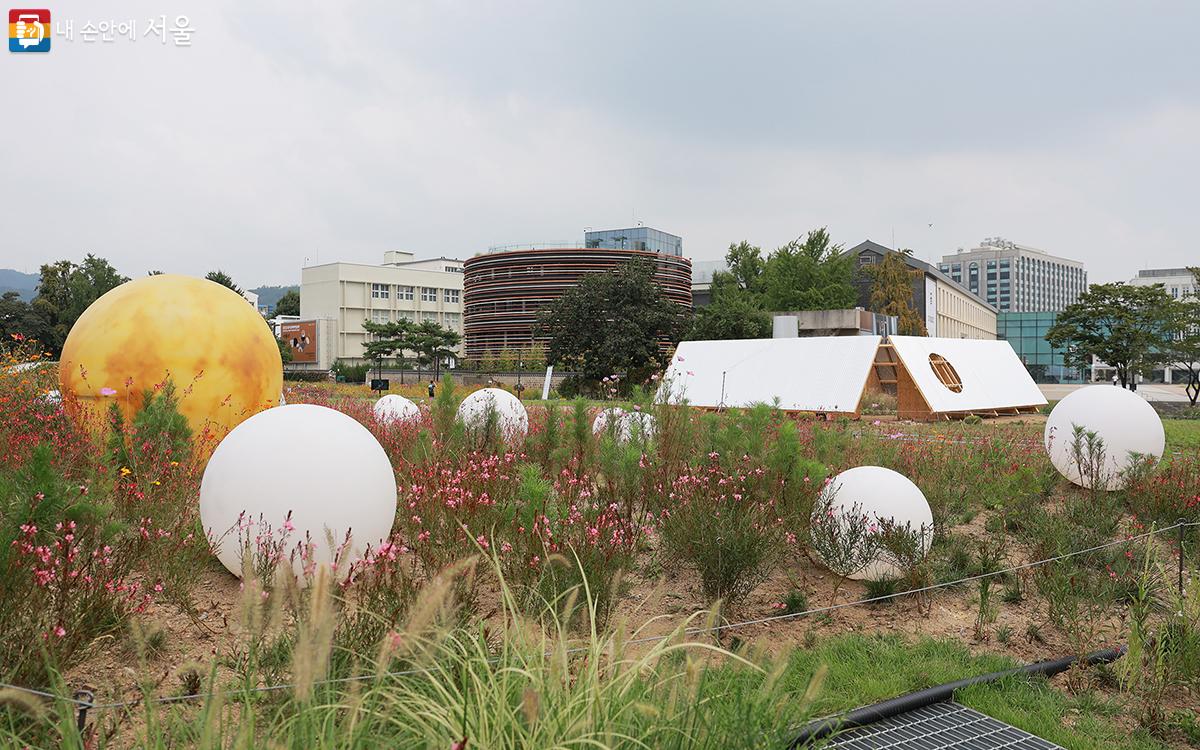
left=886, top=335, right=1047, bottom=419
left=659, top=336, right=881, bottom=414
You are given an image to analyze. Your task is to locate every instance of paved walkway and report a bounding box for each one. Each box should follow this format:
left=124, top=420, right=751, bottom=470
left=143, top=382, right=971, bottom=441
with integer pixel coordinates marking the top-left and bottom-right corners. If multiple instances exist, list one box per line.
left=1039, top=383, right=1192, bottom=403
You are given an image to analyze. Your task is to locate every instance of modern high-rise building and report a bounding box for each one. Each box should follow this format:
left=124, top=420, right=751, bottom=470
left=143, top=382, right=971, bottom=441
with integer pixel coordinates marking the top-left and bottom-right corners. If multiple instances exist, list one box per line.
left=938, top=238, right=1086, bottom=313
left=585, top=226, right=683, bottom=257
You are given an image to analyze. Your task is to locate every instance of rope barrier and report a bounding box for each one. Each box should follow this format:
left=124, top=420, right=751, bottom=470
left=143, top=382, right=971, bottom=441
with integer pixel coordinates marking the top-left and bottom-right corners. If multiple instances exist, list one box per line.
left=3, top=520, right=1194, bottom=722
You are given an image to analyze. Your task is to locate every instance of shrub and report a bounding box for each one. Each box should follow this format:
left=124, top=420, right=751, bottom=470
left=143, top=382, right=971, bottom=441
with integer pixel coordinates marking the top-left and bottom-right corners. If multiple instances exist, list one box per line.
left=660, top=454, right=793, bottom=609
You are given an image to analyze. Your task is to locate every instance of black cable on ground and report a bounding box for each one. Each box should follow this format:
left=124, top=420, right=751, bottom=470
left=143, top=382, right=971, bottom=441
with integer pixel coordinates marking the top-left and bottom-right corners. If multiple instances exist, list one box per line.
left=785, top=646, right=1126, bottom=748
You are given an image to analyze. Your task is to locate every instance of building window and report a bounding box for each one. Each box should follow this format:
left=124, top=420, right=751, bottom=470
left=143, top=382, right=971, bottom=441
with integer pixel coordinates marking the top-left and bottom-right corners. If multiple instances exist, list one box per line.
left=443, top=289, right=460, bottom=303
left=444, top=266, right=463, bottom=273
left=398, top=285, right=414, bottom=300
left=370, top=309, right=389, bottom=324
left=371, top=283, right=390, bottom=299
left=421, top=287, right=437, bottom=302
left=443, top=312, right=461, bottom=328
left=421, top=311, right=439, bottom=324
left=396, top=310, right=415, bottom=322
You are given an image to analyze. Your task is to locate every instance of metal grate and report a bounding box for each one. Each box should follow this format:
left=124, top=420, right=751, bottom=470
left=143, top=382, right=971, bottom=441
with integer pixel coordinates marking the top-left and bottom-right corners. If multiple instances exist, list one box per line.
left=824, top=701, right=1064, bottom=749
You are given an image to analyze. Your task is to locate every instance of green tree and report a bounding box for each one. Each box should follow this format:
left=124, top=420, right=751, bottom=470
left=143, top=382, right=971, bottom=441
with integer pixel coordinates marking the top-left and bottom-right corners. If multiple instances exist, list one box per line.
left=687, top=274, right=771, bottom=340
left=204, top=270, right=243, bottom=296
left=411, top=320, right=462, bottom=380
left=32, top=254, right=129, bottom=354
left=866, top=250, right=926, bottom=336
left=538, top=259, right=689, bottom=388
left=724, top=240, right=767, bottom=293
left=759, top=228, right=857, bottom=311
left=275, top=289, right=301, bottom=316
left=1046, top=283, right=1176, bottom=388
left=362, top=319, right=416, bottom=376
left=0, top=291, right=54, bottom=346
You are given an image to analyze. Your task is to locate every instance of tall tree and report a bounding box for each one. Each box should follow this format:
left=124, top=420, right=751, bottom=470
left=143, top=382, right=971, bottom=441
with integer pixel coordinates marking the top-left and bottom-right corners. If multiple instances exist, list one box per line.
left=274, top=289, right=301, bottom=317
left=1163, top=296, right=1200, bottom=404
left=760, top=228, right=857, bottom=311
left=538, top=259, right=689, bottom=386
left=1046, top=283, right=1175, bottom=388
left=0, top=291, right=54, bottom=346
left=411, top=320, right=462, bottom=380
left=205, top=270, right=243, bottom=296
left=866, top=250, right=926, bottom=336
left=32, top=254, right=129, bottom=354
left=687, top=273, right=771, bottom=341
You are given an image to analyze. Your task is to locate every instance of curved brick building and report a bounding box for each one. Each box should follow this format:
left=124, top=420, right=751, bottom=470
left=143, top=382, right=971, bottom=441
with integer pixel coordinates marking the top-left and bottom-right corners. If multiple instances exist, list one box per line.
left=463, top=247, right=693, bottom=360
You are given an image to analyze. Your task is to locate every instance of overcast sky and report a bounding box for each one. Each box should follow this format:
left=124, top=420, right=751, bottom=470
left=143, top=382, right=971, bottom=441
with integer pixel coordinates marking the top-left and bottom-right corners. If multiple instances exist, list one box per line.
left=3, top=1, right=1197, bottom=286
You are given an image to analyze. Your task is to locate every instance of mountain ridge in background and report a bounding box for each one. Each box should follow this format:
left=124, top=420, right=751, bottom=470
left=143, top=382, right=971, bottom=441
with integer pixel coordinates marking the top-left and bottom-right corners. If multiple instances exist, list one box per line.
left=0, top=269, right=40, bottom=300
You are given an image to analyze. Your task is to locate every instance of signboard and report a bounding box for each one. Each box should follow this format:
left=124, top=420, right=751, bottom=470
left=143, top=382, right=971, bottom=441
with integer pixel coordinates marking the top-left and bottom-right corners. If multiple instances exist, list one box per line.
left=924, top=276, right=938, bottom=337
left=541, top=365, right=554, bottom=400
left=370, top=378, right=390, bottom=391
left=280, top=320, right=318, bottom=363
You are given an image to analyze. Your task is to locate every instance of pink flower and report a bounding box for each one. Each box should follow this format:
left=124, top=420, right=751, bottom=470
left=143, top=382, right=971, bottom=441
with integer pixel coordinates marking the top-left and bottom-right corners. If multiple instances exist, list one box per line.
left=53, top=625, right=66, bottom=638
left=676, top=356, right=685, bottom=362
left=99, top=387, right=117, bottom=397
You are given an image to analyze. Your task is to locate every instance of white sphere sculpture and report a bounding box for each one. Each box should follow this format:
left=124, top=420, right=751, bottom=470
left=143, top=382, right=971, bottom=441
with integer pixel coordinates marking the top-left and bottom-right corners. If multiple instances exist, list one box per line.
left=200, top=404, right=397, bottom=579
left=617, top=411, right=656, bottom=442
left=1044, top=386, right=1164, bottom=491
left=812, top=466, right=934, bottom=581
left=373, top=394, right=420, bottom=425
left=592, top=407, right=626, bottom=435
left=456, top=388, right=528, bottom=440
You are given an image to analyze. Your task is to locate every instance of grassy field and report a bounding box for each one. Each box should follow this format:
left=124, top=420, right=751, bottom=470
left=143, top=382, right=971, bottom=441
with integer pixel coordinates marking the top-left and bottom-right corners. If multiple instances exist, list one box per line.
left=2, top=364, right=1198, bottom=748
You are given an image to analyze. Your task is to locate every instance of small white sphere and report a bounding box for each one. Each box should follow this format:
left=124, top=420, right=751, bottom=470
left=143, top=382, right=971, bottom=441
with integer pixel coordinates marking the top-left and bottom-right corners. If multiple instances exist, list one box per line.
left=617, top=411, right=656, bottom=442
left=812, top=466, right=934, bottom=581
left=592, top=407, right=626, bottom=434
left=200, top=404, right=397, bottom=579
left=456, top=388, right=528, bottom=440
left=1044, top=386, right=1164, bottom=490
left=373, top=394, right=420, bottom=425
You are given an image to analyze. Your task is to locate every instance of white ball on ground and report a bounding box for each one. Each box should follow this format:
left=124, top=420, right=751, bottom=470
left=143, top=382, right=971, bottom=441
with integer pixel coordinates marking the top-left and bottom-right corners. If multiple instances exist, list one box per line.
left=373, top=394, right=420, bottom=425
left=1044, top=385, right=1164, bottom=491
left=456, top=388, right=528, bottom=439
left=199, top=404, right=397, bottom=579
left=811, top=466, right=934, bottom=581
left=592, top=407, right=625, bottom=434
left=617, top=410, right=656, bottom=442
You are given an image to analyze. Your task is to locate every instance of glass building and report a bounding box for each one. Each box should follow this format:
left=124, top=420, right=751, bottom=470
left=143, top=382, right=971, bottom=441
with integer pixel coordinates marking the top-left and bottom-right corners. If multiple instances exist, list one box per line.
left=585, top=227, right=683, bottom=257
left=997, top=312, right=1083, bottom=383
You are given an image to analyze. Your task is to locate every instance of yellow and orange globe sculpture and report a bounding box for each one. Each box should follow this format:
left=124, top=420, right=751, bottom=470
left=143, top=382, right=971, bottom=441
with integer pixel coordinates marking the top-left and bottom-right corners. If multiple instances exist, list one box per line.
left=59, top=274, right=283, bottom=439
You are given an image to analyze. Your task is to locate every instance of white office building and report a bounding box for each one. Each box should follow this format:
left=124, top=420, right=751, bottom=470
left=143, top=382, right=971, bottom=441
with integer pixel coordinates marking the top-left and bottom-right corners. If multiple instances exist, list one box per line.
left=298, top=251, right=465, bottom=370
left=939, top=238, right=1086, bottom=313
left=1128, top=267, right=1198, bottom=299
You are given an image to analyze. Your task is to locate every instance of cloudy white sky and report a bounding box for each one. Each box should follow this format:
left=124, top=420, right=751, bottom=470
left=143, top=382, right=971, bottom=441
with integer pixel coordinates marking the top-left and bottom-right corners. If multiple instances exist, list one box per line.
left=3, top=1, right=1197, bottom=286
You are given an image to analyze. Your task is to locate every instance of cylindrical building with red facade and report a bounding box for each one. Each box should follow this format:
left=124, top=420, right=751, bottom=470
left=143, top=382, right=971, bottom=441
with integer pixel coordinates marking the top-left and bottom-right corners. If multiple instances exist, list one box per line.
left=463, top=246, right=693, bottom=360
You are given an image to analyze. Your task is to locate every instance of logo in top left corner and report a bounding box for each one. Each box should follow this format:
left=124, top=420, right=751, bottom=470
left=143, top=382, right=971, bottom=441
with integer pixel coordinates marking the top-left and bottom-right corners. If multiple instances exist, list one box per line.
left=9, top=9, right=51, bottom=52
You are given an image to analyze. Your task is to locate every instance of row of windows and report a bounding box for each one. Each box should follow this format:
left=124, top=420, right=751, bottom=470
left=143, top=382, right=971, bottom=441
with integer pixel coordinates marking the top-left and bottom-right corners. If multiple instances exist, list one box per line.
left=370, top=283, right=460, bottom=303
left=366, top=309, right=463, bottom=327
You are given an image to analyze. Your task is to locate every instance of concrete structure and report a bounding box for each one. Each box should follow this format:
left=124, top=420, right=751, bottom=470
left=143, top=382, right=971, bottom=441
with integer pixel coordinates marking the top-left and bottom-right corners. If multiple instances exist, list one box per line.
left=996, top=312, right=1084, bottom=383
left=463, top=246, right=692, bottom=360
left=771, top=308, right=898, bottom=338
left=298, top=252, right=465, bottom=369
left=850, top=241, right=997, bottom=340
left=1128, top=267, right=1198, bottom=300
left=939, top=238, right=1086, bottom=312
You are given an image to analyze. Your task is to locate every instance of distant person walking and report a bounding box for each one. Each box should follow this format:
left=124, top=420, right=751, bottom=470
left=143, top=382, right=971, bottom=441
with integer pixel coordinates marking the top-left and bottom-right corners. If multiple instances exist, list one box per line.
left=428, top=380, right=436, bottom=398
left=1112, top=374, right=1119, bottom=386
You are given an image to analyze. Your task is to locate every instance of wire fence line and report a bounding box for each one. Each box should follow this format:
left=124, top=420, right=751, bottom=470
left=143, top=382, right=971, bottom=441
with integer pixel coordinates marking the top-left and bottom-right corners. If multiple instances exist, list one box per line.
left=1, top=520, right=1196, bottom=718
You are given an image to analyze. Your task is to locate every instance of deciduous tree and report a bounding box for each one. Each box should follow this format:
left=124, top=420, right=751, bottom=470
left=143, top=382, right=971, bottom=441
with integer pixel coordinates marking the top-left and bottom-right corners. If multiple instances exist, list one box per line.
left=1046, top=283, right=1175, bottom=388
left=274, top=289, right=300, bottom=317
left=32, top=255, right=129, bottom=354
left=538, top=259, right=688, bottom=388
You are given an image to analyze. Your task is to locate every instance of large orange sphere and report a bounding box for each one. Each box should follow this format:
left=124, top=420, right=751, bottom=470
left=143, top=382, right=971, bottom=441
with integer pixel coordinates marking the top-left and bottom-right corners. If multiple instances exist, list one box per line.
left=60, top=274, right=283, bottom=437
